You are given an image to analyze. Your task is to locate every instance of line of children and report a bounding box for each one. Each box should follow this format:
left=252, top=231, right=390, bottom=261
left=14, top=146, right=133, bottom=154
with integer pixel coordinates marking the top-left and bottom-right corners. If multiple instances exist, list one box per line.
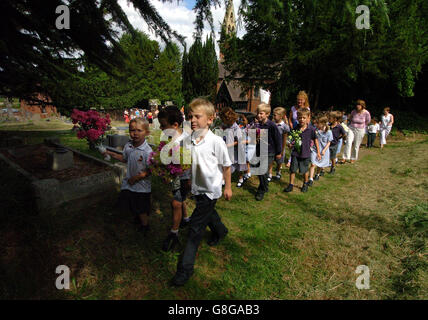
left=109, top=101, right=393, bottom=288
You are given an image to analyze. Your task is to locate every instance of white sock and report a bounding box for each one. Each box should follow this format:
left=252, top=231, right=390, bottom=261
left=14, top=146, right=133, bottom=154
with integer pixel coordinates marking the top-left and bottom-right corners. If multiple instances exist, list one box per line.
left=309, top=178, right=313, bottom=181
left=170, top=229, right=179, bottom=234
left=268, top=174, right=272, bottom=178
left=247, top=172, right=251, bottom=177
left=238, top=178, right=244, bottom=183
left=183, top=217, right=190, bottom=222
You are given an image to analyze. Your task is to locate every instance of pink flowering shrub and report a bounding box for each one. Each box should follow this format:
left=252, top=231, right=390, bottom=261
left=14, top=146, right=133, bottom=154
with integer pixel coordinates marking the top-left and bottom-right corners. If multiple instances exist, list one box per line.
left=71, top=109, right=111, bottom=146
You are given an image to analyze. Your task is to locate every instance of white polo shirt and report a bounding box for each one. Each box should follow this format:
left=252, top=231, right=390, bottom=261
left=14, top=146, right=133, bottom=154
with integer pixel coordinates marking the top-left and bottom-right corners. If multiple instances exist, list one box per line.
left=184, top=129, right=232, bottom=200
left=121, top=140, right=152, bottom=193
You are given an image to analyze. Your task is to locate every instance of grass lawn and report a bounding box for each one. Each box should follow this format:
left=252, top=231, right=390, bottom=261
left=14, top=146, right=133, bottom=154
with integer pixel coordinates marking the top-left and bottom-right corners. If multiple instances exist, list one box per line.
left=0, top=126, right=427, bottom=299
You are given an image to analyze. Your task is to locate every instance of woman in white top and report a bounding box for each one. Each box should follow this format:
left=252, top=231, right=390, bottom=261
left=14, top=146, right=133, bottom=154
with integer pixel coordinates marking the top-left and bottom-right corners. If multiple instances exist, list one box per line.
left=379, top=107, right=394, bottom=149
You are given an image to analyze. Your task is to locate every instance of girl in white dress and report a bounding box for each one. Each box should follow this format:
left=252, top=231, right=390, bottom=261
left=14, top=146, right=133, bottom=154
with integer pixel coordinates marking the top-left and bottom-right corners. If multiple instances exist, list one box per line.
left=380, top=107, right=394, bottom=149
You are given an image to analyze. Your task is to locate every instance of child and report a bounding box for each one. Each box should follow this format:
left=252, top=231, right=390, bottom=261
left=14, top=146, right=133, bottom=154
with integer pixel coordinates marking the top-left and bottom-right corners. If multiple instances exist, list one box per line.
left=219, top=107, right=247, bottom=188
left=380, top=107, right=394, bottom=149
left=338, top=113, right=350, bottom=164
left=308, top=116, right=333, bottom=185
left=284, top=108, right=320, bottom=193
left=254, top=103, right=282, bottom=201
left=104, top=118, right=152, bottom=235
left=328, top=111, right=346, bottom=174
left=270, top=107, right=290, bottom=181
left=157, top=106, right=191, bottom=252
left=366, top=117, right=379, bottom=148
left=172, top=98, right=232, bottom=287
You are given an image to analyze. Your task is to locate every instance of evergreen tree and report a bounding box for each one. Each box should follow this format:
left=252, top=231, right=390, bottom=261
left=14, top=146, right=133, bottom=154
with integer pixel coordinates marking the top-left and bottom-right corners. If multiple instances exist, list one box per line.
left=182, top=35, right=219, bottom=103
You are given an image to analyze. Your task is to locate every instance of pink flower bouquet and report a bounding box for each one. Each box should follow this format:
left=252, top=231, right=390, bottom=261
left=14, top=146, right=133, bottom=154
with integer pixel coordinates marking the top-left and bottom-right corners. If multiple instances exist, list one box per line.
left=148, top=141, right=191, bottom=183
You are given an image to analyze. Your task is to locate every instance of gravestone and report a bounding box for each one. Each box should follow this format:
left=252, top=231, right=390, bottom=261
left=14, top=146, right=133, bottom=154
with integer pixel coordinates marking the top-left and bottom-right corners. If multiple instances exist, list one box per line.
left=31, top=113, right=41, bottom=121
left=107, top=134, right=130, bottom=148
left=47, top=148, right=74, bottom=171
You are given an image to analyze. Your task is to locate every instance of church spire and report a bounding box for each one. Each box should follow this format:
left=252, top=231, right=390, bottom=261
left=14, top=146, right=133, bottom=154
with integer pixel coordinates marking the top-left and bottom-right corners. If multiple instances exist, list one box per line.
left=223, top=0, right=236, bottom=36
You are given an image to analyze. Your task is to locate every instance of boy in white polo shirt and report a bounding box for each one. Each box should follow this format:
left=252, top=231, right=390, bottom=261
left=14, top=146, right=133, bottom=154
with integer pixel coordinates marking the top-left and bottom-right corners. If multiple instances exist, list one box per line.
left=172, top=98, right=232, bottom=287
left=104, top=118, right=152, bottom=235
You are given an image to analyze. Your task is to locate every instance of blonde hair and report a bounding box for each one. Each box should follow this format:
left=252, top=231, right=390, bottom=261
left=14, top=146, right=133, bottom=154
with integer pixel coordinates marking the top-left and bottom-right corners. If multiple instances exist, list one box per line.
left=189, top=98, right=215, bottom=118
left=273, top=107, right=286, bottom=118
left=329, top=111, right=341, bottom=122
left=129, top=118, right=149, bottom=131
left=297, top=91, right=310, bottom=108
left=257, top=103, right=271, bottom=115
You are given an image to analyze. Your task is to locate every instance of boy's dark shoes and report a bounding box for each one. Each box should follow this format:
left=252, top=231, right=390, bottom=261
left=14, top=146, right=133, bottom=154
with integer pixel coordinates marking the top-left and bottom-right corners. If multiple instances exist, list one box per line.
left=162, top=232, right=180, bottom=252
left=307, top=180, right=313, bottom=187
left=137, top=224, right=150, bottom=236
left=301, top=184, right=309, bottom=193
left=180, top=218, right=190, bottom=228
left=319, top=171, right=325, bottom=176
left=274, top=173, right=282, bottom=180
left=283, top=184, right=293, bottom=192
left=171, top=271, right=193, bottom=287
left=314, top=174, right=320, bottom=181
left=255, top=192, right=265, bottom=201
left=329, top=167, right=336, bottom=174
left=208, top=229, right=228, bottom=246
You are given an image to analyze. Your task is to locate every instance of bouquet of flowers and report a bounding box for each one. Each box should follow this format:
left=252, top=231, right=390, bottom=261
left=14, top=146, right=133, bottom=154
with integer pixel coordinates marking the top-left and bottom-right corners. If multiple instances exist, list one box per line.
left=245, top=121, right=261, bottom=144
left=287, top=129, right=302, bottom=153
left=148, top=141, right=191, bottom=183
left=71, top=108, right=111, bottom=150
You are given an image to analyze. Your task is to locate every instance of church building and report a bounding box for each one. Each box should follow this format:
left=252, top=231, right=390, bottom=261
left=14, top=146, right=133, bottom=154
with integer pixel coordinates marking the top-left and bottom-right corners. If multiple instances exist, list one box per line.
left=215, top=0, right=270, bottom=113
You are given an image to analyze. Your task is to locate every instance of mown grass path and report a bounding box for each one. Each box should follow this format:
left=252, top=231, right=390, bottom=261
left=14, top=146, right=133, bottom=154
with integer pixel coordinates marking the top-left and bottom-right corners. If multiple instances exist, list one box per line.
left=0, top=132, right=426, bottom=299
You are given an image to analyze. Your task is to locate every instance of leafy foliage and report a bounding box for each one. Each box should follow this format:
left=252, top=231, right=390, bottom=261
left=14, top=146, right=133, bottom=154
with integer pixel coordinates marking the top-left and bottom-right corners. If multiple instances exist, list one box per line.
left=222, top=0, right=428, bottom=109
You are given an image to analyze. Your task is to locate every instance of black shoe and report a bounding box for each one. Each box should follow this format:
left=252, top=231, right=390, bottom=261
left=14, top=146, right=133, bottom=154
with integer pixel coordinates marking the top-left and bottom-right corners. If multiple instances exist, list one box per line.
left=180, top=218, right=190, bottom=228
left=171, top=271, right=192, bottom=287
left=162, top=232, right=180, bottom=252
left=137, top=224, right=150, bottom=236
left=301, top=184, right=309, bottom=193
left=255, top=192, right=265, bottom=201
left=314, top=174, right=320, bottom=181
left=329, top=167, right=336, bottom=175
left=273, top=172, right=282, bottom=180
left=307, top=180, right=313, bottom=187
left=319, top=171, right=325, bottom=176
left=207, top=229, right=228, bottom=246
left=283, top=184, right=293, bottom=192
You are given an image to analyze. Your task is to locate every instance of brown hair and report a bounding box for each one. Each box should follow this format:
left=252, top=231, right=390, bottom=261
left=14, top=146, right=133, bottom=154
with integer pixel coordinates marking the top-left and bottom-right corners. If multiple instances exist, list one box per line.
left=297, top=107, right=311, bottom=118
left=356, top=99, right=366, bottom=109
left=316, top=115, right=330, bottom=130
left=219, top=107, right=238, bottom=125
left=384, top=107, right=390, bottom=112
